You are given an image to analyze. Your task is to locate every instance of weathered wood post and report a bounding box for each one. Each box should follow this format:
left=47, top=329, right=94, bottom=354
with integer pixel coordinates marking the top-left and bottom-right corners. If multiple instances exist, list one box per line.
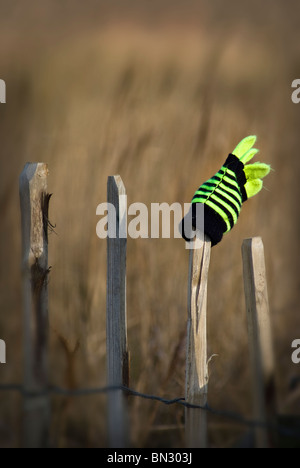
left=106, top=175, right=129, bottom=448
left=242, top=237, right=277, bottom=448
left=185, top=233, right=211, bottom=448
left=19, top=163, right=51, bottom=448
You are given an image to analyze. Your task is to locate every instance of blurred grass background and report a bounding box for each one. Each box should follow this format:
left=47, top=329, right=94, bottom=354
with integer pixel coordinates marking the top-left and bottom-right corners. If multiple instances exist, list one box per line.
left=0, top=0, right=300, bottom=448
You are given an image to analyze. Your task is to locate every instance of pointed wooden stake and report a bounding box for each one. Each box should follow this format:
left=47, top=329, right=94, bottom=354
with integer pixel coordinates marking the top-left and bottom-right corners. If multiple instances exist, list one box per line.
left=242, top=237, right=277, bottom=448
left=106, top=175, right=129, bottom=448
left=185, top=233, right=211, bottom=448
left=19, top=163, right=50, bottom=448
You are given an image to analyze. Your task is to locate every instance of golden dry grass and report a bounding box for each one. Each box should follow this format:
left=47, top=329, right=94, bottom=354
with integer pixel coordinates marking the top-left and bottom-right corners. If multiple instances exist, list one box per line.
left=0, top=0, right=300, bottom=447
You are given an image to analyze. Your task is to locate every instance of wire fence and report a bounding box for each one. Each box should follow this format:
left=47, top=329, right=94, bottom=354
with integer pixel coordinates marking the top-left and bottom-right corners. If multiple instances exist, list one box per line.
left=15, top=167, right=300, bottom=447
left=1, top=382, right=300, bottom=441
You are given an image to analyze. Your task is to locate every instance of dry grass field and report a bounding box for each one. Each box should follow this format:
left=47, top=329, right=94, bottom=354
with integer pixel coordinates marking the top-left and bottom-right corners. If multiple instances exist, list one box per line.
left=0, top=0, right=300, bottom=447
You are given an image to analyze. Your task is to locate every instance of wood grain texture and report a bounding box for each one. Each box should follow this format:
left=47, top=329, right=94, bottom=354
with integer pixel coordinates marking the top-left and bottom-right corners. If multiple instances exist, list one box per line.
left=19, top=163, right=50, bottom=448
left=106, top=175, right=129, bottom=448
left=242, top=237, right=276, bottom=448
left=185, top=233, right=211, bottom=448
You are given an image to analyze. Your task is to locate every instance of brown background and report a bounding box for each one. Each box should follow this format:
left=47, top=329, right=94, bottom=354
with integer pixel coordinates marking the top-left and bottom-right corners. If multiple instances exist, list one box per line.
left=0, top=0, right=300, bottom=447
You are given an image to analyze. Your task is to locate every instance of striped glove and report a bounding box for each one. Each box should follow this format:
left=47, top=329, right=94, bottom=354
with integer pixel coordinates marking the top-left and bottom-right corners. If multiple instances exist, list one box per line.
left=181, top=136, right=271, bottom=246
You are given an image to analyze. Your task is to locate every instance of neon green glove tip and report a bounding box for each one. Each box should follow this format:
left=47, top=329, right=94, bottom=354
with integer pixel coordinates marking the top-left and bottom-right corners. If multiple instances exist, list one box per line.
left=232, top=135, right=271, bottom=199
left=233, top=135, right=257, bottom=160
left=245, top=179, right=263, bottom=198
left=244, top=162, right=271, bottom=181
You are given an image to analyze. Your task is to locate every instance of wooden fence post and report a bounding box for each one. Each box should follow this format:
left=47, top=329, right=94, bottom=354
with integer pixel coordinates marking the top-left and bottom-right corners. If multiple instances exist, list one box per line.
left=19, top=163, right=51, bottom=448
left=185, top=233, right=211, bottom=448
left=242, top=237, right=277, bottom=448
left=106, top=175, right=129, bottom=448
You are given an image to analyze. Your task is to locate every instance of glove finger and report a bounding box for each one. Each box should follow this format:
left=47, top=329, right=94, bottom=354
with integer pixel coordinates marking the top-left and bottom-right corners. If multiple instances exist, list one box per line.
left=239, top=148, right=259, bottom=164
left=232, top=135, right=257, bottom=160
left=244, top=163, right=271, bottom=181
left=245, top=179, right=263, bottom=198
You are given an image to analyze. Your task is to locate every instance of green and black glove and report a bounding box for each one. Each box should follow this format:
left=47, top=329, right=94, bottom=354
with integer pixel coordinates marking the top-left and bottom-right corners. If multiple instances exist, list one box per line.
left=180, top=136, right=271, bottom=246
